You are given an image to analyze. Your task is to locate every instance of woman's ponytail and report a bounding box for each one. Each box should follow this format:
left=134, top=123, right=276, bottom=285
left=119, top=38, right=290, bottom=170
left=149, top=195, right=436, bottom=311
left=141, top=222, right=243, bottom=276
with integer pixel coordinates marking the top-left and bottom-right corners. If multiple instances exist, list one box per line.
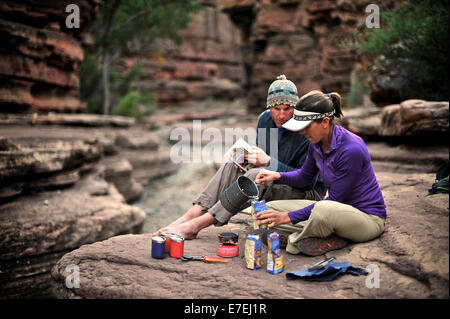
left=328, top=92, right=343, bottom=119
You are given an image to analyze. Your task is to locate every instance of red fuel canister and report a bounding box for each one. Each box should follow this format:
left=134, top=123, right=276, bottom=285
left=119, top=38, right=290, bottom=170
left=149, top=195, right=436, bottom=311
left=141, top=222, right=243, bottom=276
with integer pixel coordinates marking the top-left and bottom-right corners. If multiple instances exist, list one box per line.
left=161, top=232, right=177, bottom=254
left=169, top=235, right=184, bottom=258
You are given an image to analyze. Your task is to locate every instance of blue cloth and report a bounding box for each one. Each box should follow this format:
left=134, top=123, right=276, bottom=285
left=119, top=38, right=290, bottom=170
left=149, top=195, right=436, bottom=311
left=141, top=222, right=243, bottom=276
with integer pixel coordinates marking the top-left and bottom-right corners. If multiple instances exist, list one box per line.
left=286, top=262, right=368, bottom=282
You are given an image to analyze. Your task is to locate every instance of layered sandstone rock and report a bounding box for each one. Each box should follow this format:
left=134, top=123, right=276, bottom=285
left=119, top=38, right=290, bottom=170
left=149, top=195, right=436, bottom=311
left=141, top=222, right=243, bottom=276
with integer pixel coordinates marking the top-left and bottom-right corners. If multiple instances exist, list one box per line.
left=0, top=137, right=101, bottom=199
left=379, top=100, right=449, bottom=138
left=131, top=0, right=246, bottom=107
left=0, top=173, right=146, bottom=298
left=221, top=0, right=395, bottom=111
left=0, top=0, right=398, bottom=113
left=0, top=121, right=178, bottom=298
left=340, top=100, right=449, bottom=141
left=339, top=107, right=382, bottom=138
left=0, top=0, right=100, bottom=113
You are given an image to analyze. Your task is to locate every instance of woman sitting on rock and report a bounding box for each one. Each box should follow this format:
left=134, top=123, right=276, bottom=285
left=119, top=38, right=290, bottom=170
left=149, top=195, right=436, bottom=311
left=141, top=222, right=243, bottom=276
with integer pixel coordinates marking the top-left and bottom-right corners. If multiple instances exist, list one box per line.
left=254, top=90, right=387, bottom=256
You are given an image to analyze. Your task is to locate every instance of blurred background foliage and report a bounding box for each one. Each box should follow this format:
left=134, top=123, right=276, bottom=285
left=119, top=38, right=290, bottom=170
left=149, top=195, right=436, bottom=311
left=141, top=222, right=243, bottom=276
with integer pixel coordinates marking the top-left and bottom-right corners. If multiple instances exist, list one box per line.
left=342, top=0, right=449, bottom=106
left=80, top=0, right=201, bottom=120
left=345, top=67, right=373, bottom=109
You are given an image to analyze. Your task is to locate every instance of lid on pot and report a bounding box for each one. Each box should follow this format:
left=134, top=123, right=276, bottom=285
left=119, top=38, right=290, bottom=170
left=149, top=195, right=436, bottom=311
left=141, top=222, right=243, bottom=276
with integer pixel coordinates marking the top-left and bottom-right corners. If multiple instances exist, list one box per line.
left=218, top=232, right=239, bottom=244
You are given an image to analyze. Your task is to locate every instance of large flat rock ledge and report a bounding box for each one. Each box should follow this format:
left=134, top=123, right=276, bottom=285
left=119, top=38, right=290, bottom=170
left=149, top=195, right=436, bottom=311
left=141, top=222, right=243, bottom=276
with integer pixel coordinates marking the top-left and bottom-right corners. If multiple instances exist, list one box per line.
left=51, top=161, right=449, bottom=299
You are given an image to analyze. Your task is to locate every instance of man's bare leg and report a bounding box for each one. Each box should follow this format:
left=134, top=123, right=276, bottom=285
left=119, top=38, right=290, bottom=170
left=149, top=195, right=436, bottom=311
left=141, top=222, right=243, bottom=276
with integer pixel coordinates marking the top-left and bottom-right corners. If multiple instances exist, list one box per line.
left=153, top=204, right=204, bottom=236
left=158, top=213, right=216, bottom=240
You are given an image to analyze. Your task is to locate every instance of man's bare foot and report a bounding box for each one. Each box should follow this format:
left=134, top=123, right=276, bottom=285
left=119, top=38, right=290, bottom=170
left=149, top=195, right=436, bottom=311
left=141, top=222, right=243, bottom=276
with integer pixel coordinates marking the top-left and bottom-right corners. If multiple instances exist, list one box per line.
left=154, top=213, right=217, bottom=240
left=153, top=227, right=169, bottom=237
left=153, top=204, right=204, bottom=236
left=162, top=222, right=199, bottom=240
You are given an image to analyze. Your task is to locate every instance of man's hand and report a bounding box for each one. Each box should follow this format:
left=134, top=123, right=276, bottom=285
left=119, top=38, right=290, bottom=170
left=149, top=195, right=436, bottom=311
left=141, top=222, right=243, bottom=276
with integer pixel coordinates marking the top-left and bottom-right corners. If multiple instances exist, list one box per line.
left=255, top=169, right=281, bottom=185
left=246, top=146, right=271, bottom=167
left=256, top=209, right=291, bottom=228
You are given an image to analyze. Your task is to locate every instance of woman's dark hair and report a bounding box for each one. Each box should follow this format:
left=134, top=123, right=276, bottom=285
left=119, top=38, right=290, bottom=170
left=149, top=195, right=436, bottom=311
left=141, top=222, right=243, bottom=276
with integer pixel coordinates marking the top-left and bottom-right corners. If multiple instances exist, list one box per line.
left=295, top=90, right=344, bottom=122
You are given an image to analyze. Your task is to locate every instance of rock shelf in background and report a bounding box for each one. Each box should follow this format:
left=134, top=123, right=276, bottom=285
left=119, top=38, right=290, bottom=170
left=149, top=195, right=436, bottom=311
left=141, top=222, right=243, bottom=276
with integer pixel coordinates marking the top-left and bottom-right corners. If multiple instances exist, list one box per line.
left=0, top=138, right=101, bottom=198
left=379, top=100, right=449, bottom=138
left=0, top=173, right=146, bottom=298
left=340, top=100, right=449, bottom=140
left=0, top=113, right=135, bottom=127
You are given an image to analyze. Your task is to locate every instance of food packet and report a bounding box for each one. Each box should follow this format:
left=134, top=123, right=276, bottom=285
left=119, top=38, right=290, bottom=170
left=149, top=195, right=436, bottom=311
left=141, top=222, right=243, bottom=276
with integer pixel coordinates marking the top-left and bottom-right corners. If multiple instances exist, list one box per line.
left=251, top=200, right=268, bottom=230
left=244, top=234, right=262, bottom=270
left=267, top=232, right=285, bottom=274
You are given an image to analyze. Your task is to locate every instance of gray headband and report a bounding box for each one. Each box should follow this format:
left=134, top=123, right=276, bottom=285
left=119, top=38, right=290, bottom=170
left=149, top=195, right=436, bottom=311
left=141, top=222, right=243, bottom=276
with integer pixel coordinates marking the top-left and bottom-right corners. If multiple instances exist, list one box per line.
left=293, top=110, right=335, bottom=121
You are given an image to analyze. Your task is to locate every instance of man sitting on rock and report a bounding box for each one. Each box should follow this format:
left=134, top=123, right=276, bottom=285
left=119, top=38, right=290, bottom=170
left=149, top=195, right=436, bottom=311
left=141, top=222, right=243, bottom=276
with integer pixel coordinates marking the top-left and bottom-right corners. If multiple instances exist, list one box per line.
left=153, top=75, right=326, bottom=240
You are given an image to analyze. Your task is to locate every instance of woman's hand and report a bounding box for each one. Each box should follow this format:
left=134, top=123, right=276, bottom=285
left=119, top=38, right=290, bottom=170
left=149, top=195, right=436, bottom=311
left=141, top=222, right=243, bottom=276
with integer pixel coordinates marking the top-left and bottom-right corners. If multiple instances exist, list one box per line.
left=255, top=169, right=281, bottom=185
left=256, top=209, right=291, bottom=228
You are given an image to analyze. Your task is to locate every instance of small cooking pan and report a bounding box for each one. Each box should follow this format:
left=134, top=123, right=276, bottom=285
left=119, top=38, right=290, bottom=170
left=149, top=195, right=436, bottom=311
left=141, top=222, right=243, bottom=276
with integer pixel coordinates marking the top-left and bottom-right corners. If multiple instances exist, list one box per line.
left=218, top=232, right=239, bottom=244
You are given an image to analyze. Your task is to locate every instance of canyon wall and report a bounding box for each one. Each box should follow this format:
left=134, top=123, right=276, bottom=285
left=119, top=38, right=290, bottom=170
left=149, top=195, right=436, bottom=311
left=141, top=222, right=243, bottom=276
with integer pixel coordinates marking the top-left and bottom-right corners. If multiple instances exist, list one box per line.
left=0, top=0, right=397, bottom=113
left=127, top=0, right=246, bottom=107
left=221, top=0, right=394, bottom=112
left=130, top=0, right=394, bottom=111
left=0, top=0, right=100, bottom=113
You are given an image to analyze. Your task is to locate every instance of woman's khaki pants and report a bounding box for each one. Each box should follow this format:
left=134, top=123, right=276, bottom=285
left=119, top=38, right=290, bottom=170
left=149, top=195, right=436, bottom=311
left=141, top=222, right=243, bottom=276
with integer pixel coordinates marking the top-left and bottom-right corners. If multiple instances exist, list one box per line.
left=249, top=199, right=386, bottom=255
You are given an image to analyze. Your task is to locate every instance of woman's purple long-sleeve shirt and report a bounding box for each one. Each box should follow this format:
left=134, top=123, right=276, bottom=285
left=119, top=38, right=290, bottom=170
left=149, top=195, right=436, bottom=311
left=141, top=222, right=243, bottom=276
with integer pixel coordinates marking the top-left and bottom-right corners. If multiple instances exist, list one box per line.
left=279, top=125, right=387, bottom=224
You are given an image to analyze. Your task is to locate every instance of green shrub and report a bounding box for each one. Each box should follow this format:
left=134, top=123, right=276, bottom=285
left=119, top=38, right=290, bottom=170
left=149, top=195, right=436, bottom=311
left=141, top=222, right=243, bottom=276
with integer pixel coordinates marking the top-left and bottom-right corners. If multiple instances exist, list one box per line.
left=80, top=59, right=150, bottom=116
left=112, top=91, right=155, bottom=121
left=79, top=0, right=201, bottom=115
left=342, top=0, right=449, bottom=101
left=80, top=54, right=103, bottom=114
left=345, top=67, right=374, bottom=109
